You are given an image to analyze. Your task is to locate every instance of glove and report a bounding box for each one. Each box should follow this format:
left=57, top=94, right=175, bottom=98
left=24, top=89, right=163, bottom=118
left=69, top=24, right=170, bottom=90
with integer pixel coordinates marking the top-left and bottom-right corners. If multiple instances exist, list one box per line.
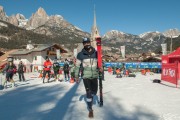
left=47, top=65, right=51, bottom=68
left=99, top=67, right=103, bottom=73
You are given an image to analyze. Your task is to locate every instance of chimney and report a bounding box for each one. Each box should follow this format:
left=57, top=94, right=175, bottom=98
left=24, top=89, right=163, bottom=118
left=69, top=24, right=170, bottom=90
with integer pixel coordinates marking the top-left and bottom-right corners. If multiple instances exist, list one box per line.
left=26, top=40, right=34, bottom=50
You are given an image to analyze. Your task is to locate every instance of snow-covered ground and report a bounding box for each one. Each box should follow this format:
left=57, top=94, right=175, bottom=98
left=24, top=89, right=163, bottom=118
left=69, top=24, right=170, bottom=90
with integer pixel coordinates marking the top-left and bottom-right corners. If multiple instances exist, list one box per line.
left=0, top=72, right=180, bottom=120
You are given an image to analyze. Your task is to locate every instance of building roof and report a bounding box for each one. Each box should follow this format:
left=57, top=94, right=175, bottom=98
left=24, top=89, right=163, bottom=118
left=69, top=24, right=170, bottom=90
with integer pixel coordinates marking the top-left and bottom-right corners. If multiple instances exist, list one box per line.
left=0, top=49, right=17, bottom=68
left=10, top=50, right=31, bottom=55
left=10, top=44, right=67, bottom=55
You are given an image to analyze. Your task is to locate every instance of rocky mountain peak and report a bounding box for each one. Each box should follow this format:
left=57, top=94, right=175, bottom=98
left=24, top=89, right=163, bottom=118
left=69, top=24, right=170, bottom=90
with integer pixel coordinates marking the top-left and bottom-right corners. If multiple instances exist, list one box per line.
left=0, top=6, right=4, bottom=12
left=163, top=28, right=180, bottom=38
left=103, top=30, right=129, bottom=40
left=27, top=7, right=49, bottom=29
left=0, top=5, right=8, bottom=21
left=48, top=15, right=64, bottom=24
left=139, top=31, right=163, bottom=41
left=36, top=7, right=48, bottom=17
left=8, top=15, right=18, bottom=26
left=16, top=13, right=26, bottom=20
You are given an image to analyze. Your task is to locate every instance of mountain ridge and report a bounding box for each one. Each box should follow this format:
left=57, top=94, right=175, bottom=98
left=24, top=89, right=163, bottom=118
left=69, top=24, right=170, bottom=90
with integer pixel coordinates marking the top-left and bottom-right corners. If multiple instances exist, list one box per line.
left=0, top=5, right=179, bottom=54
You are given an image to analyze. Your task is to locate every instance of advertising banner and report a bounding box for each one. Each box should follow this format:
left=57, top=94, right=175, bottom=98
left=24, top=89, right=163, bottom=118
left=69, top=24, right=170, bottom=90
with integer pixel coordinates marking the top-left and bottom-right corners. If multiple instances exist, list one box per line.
left=161, top=43, right=167, bottom=55
left=125, top=62, right=139, bottom=68
left=120, top=46, right=125, bottom=58
left=161, top=63, right=178, bottom=85
left=104, top=62, right=161, bottom=69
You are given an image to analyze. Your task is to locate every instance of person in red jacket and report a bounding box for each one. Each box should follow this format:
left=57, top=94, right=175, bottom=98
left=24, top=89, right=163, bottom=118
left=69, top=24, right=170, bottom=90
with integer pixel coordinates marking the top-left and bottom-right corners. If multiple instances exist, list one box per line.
left=43, top=56, right=52, bottom=83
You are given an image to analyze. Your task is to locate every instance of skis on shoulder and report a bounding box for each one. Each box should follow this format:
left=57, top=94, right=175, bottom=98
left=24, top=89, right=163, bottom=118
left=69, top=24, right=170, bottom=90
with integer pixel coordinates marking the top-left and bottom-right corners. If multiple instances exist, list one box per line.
left=96, top=37, right=103, bottom=107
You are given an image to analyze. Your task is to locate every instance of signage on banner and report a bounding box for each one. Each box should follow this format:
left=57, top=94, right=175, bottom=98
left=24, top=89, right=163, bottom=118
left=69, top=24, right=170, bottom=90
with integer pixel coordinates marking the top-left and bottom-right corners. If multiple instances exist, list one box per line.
left=162, top=60, right=167, bottom=64
left=125, top=62, right=139, bottom=68
left=162, top=68, right=176, bottom=78
left=104, top=62, right=122, bottom=68
left=139, top=62, right=149, bottom=68
left=104, top=62, right=161, bottom=68
left=148, top=62, right=161, bottom=68
left=161, top=63, right=178, bottom=85
left=58, top=62, right=64, bottom=67
left=105, top=62, right=111, bottom=67
left=111, top=62, right=117, bottom=67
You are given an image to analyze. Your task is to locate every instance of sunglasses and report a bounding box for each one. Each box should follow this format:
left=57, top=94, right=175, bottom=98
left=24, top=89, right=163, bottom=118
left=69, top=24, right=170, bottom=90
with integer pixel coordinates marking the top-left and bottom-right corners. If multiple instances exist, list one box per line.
left=83, top=41, right=90, bottom=44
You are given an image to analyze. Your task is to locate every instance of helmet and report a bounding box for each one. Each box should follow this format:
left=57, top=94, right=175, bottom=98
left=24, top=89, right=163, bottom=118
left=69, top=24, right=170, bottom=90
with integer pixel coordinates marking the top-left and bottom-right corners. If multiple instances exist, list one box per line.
left=82, top=37, right=90, bottom=43
left=7, top=57, right=13, bottom=62
left=45, top=56, right=49, bottom=60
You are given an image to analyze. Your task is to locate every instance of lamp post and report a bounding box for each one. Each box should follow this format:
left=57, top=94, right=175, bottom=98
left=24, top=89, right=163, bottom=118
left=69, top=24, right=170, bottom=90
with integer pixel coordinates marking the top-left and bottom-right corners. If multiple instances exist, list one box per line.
left=170, top=35, right=172, bottom=53
left=170, top=29, right=173, bottom=53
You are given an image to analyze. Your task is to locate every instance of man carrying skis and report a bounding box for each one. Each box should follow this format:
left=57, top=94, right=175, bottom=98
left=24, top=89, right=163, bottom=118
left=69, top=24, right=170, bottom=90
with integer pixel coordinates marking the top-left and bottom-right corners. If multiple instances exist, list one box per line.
left=75, top=37, right=101, bottom=118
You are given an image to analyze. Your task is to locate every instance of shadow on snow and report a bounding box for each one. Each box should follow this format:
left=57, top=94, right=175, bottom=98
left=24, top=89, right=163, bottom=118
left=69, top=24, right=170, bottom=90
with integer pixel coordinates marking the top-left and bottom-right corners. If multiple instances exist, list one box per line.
left=0, top=81, right=159, bottom=120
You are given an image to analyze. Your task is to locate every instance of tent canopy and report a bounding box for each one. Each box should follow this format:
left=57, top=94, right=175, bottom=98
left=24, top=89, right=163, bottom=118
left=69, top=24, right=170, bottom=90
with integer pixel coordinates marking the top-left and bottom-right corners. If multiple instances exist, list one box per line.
left=162, top=47, right=180, bottom=64
left=168, top=47, right=180, bottom=58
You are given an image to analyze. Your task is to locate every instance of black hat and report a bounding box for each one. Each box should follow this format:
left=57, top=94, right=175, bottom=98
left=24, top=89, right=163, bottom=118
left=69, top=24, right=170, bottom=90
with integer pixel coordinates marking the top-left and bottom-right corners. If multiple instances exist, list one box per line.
left=82, top=37, right=90, bottom=43
left=45, top=56, right=49, bottom=59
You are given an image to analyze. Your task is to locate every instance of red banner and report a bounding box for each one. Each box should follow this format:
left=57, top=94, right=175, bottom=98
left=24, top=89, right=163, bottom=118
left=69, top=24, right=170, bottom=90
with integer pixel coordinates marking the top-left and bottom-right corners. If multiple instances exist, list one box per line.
left=161, top=63, right=178, bottom=85
left=178, top=63, right=180, bottom=80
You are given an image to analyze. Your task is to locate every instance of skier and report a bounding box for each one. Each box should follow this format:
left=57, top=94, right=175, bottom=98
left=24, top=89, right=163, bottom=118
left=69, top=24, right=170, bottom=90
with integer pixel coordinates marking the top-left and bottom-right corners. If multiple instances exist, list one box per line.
left=116, top=68, right=121, bottom=78
left=53, top=58, right=60, bottom=81
left=70, top=62, right=75, bottom=82
left=17, top=61, right=26, bottom=82
left=63, top=59, right=70, bottom=81
left=2, top=57, right=16, bottom=89
left=42, top=56, right=52, bottom=83
left=75, top=37, right=102, bottom=118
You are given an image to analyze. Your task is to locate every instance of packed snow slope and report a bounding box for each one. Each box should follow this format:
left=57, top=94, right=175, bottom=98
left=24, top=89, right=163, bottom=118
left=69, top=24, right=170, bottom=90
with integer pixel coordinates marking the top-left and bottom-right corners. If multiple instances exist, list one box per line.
left=0, top=72, right=180, bottom=120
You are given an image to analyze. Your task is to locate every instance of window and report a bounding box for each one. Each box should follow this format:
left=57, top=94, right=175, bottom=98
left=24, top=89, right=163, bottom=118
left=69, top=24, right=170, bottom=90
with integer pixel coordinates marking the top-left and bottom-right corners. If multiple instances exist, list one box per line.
left=34, top=56, right=37, bottom=60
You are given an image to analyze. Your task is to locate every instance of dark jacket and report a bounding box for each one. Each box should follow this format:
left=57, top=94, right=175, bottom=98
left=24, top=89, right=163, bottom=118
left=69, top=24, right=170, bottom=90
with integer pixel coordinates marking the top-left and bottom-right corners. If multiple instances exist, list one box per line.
left=18, top=64, right=25, bottom=73
left=63, top=62, right=69, bottom=72
left=53, top=62, right=60, bottom=71
left=3, top=63, right=16, bottom=73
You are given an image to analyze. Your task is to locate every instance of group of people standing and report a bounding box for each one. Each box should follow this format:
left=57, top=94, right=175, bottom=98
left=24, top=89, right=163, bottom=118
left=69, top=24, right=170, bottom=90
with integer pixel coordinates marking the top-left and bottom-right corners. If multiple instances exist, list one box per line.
left=42, top=56, right=74, bottom=83
left=1, top=58, right=26, bottom=89
left=107, top=63, right=130, bottom=78
left=1, top=56, right=74, bottom=88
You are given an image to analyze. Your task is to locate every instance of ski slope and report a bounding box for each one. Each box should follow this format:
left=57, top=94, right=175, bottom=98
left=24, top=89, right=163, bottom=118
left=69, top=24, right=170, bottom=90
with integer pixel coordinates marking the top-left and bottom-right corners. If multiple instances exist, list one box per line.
left=0, top=72, right=180, bottom=120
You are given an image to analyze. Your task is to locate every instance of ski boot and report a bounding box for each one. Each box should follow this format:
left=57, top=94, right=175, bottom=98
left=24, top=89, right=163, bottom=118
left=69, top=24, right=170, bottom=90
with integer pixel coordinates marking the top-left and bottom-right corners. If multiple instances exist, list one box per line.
left=88, top=109, right=94, bottom=118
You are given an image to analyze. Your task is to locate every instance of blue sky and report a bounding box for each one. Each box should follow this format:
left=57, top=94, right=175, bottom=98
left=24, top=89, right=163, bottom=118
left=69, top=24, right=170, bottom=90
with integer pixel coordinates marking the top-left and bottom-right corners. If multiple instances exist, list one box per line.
left=1, top=0, right=180, bottom=35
